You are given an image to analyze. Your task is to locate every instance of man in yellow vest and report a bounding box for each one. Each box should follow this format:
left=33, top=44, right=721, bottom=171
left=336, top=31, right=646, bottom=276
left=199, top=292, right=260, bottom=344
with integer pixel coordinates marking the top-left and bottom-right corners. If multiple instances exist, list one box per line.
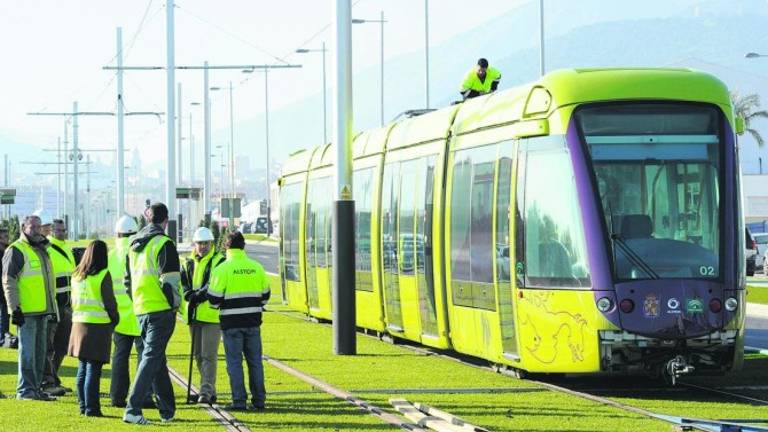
left=109, top=215, right=145, bottom=408
left=1, top=214, right=58, bottom=401
left=42, top=218, right=75, bottom=396
left=181, top=226, right=225, bottom=404
left=460, top=58, right=502, bottom=100
left=122, top=203, right=181, bottom=425
left=208, top=231, right=270, bottom=411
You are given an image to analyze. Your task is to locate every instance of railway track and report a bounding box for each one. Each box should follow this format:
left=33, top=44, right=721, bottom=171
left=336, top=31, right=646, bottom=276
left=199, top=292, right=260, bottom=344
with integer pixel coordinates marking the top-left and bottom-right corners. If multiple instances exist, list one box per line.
left=269, top=308, right=768, bottom=432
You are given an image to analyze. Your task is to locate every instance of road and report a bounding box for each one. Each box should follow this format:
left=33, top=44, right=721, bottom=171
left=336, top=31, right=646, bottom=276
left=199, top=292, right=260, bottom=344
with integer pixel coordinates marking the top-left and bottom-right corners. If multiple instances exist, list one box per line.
left=245, top=240, right=279, bottom=274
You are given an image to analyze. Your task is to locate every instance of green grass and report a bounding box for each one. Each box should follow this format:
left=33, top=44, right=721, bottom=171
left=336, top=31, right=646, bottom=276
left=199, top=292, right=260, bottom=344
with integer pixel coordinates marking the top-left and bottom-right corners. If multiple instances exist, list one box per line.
left=68, top=238, right=116, bottom=249
left=243, top=234, right=274, bottom=242
left=747, top=284, right=768, bottom=305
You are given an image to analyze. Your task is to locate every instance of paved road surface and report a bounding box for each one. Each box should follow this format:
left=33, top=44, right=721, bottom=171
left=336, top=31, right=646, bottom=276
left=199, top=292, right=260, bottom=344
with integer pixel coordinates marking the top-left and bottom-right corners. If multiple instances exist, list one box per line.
left=245, top=241, right=279, bottom=274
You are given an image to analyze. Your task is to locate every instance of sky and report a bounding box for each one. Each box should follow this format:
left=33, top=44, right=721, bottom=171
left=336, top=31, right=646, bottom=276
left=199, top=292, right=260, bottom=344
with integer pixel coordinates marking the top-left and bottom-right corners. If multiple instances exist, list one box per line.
left=0, top=0, right=528, bottom=172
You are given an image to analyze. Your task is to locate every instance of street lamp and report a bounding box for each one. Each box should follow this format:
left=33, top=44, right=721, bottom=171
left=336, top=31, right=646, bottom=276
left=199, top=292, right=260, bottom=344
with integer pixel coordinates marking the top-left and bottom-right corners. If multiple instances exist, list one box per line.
left=296, top=43, right=329, bottom=145
left=353, top=11, right=387, bottom=126
left=746, top=52, right=768, bottom=58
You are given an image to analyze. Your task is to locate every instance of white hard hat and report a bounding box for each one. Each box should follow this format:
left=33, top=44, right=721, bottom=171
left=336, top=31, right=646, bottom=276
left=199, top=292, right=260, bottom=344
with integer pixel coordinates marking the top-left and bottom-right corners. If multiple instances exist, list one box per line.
left=115, top=215, right=139, bottom=235
left=193, top=227, right=215, bottom=242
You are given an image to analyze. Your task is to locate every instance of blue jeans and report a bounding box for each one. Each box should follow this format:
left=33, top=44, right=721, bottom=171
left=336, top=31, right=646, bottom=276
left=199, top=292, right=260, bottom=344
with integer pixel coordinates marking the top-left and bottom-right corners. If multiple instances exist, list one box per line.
left=110, top=332, right=144, bottom=405
left=126, top=310, right=176, bottom=419
left=76, top=359, right=103, bottom=414
left=222, top=326, right=266, bottom=407
left=17, top=315, right=48, bottom=398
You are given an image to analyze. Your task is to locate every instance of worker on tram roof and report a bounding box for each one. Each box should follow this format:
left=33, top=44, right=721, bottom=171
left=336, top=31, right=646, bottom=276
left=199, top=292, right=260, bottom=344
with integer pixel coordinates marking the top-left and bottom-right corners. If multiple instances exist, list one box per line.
left=460, top=58, right=502, bottom=101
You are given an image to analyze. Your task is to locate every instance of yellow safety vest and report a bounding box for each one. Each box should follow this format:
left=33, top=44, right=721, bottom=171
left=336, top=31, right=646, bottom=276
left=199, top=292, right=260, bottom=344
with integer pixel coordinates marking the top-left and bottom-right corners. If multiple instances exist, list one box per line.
left=47, top=237, right=75, bottom=295
left=460, top=66, right=502, bottom=94
left=129, top=235, right=172, bottom=315
left=209, top=249, right=270, bottom=318
left=109, top=238, right=140, bottom=335
left=181, top=248, right=225, bottom=324
left=71, top=268, right=111, bottom=324
left=9, top=239, right=49, bottom=314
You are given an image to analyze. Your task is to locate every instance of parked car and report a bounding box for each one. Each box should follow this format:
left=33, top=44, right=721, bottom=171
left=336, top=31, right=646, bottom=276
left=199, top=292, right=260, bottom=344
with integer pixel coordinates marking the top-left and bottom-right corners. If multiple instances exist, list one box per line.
left=754, top=232, right=768, bottom=272
left=746, top=228, right=757, bottom=276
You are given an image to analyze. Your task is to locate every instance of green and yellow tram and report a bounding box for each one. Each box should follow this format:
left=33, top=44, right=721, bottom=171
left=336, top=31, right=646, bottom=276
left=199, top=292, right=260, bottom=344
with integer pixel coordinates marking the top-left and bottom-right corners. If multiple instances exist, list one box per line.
left=279, top=68, right=746, bottom=377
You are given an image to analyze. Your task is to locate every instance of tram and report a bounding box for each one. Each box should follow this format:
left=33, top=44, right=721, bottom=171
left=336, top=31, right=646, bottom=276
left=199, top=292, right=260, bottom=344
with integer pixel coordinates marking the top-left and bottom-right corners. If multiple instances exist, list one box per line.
left=278, top=68, right=746, bottom=378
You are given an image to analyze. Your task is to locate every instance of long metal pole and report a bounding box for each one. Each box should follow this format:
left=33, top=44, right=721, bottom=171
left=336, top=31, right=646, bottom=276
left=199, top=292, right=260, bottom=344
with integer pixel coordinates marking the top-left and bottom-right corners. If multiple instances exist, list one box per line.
left=166, top=0, right=177, bottom=236
left=86, top=154, right=90, bottom=236
left=322, top=41, right=328, bottom=145
left=425, top=0, right=430, bottom=109
left=203, top=61, right=211, bottom=222
left=380, top=10, right=385, bottom=126
left=72, top=101, right=79, bottom=239
left=228, top=81, right=235, bottom=229
left=332, top=0, right=356, bottom=355
left=64, top=122, right=69, bottom=228
left=189, top=112, right=194, bottom=186
left=117, top=26, right=126, bottom=217
left=56, top=137, right=61, bottom=217
left=264, top=69, right=271, bottom=235
left=539, top=0, right=545, bottom=76
left=3, top=154, right=8, bottom=220
left=177, top=82, right=183, bottom=185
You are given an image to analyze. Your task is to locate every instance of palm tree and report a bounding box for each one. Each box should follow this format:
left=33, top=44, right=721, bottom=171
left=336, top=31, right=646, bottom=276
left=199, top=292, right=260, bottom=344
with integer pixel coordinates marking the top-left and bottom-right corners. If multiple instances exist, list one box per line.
left=731, top=92, right=768, bottom=147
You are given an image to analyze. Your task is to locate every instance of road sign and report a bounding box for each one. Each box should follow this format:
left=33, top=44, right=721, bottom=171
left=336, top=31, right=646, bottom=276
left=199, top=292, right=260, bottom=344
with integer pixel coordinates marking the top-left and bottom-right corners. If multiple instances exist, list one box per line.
left=0, top=188, right=15, bottom=204
left=176, top=187, right=201, bottom=200
left=221, top=197, right=241, bottom=218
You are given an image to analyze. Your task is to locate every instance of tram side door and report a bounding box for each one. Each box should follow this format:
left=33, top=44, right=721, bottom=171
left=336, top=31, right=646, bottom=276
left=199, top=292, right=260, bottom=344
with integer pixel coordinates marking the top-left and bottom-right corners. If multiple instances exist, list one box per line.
left=496, top=141, right=518, bottom=359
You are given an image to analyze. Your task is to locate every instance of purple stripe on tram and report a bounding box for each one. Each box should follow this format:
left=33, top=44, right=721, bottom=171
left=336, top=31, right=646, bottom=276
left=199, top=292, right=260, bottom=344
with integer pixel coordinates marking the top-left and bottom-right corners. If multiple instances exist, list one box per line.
left=565, top=119, right=622, bottom=328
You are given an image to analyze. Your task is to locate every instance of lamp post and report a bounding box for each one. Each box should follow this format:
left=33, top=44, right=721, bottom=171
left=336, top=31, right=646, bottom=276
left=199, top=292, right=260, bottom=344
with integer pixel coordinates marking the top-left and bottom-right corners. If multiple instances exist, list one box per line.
left=352, top=11, right=386, bottom=126
left=746, top=52, right=768, bottom=58
left=296, top=42, right=329, bottom=145
left=539, top=0, right=545, bottom=76
left=424, top=0, right=430, bottom=109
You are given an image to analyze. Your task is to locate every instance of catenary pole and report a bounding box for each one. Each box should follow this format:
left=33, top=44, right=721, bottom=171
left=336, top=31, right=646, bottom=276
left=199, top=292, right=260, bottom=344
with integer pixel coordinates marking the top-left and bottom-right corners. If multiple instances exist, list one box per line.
left=117, top=26, right=126, bottom=217
left=425, top=0, right=430, bottom=108
left=72, top=101, right=79, bottom=239
left=166, top=0, right=177, bottom=238
left=64, top=122, right=69, bottom=228
left=539, top=0, right=545, bottom=76
left=332, top=0, right=356, bottom=355
left=57, top=137, right=61, bottom=217
left=203, top=61, right=211, bottom=223
left=322, top=42, right=328, bottom=144
left=264, top=69, right=271, bottom=234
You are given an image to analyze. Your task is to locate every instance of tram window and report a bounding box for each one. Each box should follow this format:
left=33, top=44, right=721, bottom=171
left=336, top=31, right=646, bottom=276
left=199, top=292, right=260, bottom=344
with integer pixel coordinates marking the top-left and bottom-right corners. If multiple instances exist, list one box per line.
left=400, top=160, right=418, bottom=276
left=281, top=182, right=303, bottom=282
left=523, top=141, right=591, bottom=288
left=450, top=144, right=499, bottom=310
left=354, top=167, right=374, bottom=291
left=418, top=156, right=439, bottom=335
left=312, top=177, right=331, bottom=268
left=496, top=155, right=513, bottom=284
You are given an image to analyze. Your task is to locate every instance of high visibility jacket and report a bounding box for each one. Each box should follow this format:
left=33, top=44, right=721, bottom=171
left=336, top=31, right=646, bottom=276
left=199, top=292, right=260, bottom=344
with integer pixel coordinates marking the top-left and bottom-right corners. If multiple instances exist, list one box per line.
left=109, top=238, right=140, bottom=335
left=9, top=239, right=50, bottom=314
left=208, top=249, right=270, bottom=330
left=460, top=66, right=502, bottom=94
left=71, top=269, right=111, bottom=324
left=181, top=248, right=225, bottom=324
left=47, top=237, right=75, bottom=296
left=129, top=235, right=173, bottom=315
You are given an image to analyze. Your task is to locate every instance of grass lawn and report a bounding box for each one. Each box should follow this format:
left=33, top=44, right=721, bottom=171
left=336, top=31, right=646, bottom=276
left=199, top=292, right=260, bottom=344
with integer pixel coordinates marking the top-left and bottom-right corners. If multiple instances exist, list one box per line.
left=243, top=234, right=273, bottom=242
left=747, top=284, right=768, bottom=305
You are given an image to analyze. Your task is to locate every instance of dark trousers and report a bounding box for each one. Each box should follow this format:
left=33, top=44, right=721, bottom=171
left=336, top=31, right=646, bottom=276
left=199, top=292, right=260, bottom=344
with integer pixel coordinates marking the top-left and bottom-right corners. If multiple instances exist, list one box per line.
left=126, top=310, right=176, bottom=419
left=43, top=305, right=72, bottom=387
left=110, top=332, right=144, bottom=405
left=0, top=288, right=9, bottom=344
left=76, top=359, right=104, bottom=415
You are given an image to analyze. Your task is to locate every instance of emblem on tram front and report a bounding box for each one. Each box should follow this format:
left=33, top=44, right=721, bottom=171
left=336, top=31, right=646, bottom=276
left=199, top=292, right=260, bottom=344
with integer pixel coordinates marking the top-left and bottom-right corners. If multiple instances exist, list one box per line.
left=643, top=294, right=659, bottom=318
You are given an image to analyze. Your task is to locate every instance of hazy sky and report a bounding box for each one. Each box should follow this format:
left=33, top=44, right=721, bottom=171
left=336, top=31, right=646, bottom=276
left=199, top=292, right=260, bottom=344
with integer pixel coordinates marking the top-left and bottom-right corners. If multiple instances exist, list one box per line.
left=0, top=0, right=528, bottom=169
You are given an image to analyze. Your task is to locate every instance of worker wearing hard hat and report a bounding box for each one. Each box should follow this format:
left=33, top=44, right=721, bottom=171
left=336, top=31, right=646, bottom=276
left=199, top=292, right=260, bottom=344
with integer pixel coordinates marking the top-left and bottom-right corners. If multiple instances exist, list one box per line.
left=460, top=58, right=502, bottom=100
left=108, top=215, right=144, bottom=408
left=180, top=227, right=225, bottom=404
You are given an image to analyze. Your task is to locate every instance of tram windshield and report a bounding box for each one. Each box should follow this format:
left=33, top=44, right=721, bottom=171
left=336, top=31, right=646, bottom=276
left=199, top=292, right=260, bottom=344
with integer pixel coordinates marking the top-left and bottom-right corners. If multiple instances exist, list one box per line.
left=576, top=103, right=723, bottom=280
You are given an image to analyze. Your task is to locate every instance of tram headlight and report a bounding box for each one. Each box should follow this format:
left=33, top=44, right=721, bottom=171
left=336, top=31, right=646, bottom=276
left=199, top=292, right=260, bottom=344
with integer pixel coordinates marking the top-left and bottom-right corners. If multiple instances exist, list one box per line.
left=596, top=297, right=613, bottom=312
left=619, top=299, right=635, bottom=313
left=709, top=298, right=722, bottom=313
left=725, top=297, right=738, bottom=312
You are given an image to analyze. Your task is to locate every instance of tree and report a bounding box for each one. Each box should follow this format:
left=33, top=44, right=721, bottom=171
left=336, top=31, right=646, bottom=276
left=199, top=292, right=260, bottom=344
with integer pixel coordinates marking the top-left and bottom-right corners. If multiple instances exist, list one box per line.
left=731, top=92, right=768, bottom=147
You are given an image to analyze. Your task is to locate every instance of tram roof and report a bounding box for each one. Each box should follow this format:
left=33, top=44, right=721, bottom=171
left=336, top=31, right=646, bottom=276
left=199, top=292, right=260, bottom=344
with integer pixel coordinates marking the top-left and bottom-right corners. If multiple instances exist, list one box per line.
left=452, top=68, right=731, bottom=136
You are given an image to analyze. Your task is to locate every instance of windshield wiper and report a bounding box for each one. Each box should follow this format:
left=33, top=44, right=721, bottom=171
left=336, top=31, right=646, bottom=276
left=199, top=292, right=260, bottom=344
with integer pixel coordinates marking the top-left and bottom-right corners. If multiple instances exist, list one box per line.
left=605, top=201, right=660, bottom=280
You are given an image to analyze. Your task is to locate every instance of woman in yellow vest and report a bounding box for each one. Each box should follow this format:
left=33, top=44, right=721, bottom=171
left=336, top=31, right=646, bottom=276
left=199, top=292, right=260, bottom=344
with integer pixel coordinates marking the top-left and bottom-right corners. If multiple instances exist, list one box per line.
left=68, top=240, right=119, bottom=417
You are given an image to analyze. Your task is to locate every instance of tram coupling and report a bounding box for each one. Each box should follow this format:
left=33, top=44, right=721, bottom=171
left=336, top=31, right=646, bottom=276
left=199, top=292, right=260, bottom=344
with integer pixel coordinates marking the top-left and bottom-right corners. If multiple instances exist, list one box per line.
left=665, top=355, right=695, bottom=386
